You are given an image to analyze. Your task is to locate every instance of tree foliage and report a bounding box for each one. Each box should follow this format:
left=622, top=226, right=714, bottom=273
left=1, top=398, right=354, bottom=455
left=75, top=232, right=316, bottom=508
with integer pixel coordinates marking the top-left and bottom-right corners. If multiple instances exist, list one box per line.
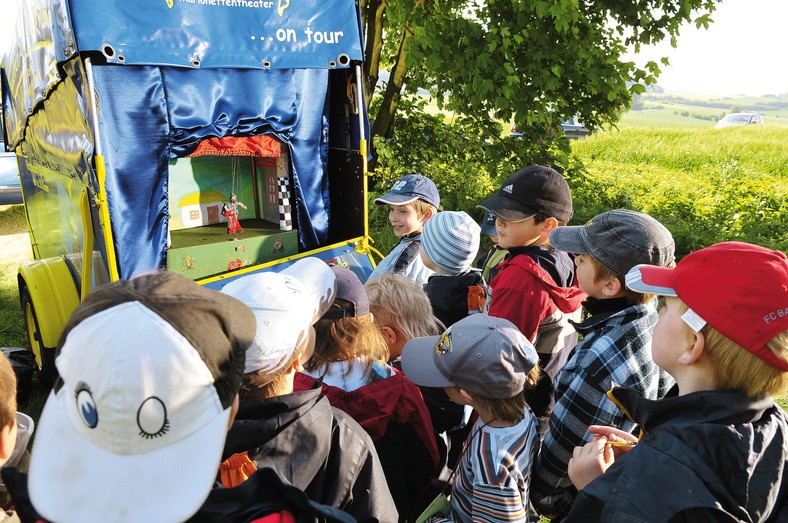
left=362, top=0, right=721, bottom=146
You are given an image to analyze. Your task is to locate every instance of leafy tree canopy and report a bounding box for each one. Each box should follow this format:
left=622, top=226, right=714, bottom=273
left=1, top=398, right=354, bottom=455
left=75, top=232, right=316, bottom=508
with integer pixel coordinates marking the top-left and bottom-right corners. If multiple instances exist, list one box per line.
left=363, top=0, right=720, bottom=143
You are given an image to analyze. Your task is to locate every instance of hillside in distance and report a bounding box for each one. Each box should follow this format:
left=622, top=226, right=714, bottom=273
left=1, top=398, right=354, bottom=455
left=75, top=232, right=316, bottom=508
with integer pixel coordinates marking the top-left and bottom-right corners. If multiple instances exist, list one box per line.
left=619, top=90, right=788, bottom=128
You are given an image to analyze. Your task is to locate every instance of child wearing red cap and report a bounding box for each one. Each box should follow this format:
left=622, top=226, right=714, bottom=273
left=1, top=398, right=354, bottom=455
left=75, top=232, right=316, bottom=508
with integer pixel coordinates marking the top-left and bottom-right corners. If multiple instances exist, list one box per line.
left=565, top=242, right=788, bottom=522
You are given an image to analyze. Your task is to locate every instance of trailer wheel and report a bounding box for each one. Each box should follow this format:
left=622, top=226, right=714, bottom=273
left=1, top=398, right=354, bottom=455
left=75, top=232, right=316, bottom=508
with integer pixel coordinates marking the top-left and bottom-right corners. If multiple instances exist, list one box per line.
left=20, top=286, right=57, bottom=389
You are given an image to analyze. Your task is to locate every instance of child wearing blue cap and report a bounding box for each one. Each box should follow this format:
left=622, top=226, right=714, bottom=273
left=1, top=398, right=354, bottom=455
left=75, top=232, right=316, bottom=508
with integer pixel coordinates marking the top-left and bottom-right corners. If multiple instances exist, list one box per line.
left=369, top=174, right=441, bottom=286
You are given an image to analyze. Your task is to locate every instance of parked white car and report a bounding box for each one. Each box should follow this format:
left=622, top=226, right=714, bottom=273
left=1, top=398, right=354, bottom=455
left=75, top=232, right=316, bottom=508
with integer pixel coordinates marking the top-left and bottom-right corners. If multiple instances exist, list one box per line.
left=715, top=113, right=765, bottom=129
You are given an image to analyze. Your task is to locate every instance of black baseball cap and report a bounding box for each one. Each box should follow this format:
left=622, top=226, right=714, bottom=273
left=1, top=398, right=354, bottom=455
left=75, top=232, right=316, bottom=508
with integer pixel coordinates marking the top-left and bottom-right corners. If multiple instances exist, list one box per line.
left=477, top=165, right=573, bottom=223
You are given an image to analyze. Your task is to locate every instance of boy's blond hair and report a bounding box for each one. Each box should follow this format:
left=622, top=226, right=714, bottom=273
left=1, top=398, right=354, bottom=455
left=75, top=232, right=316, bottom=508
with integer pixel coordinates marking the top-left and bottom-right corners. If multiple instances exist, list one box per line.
left=590, top=256, right=653, bottom=305
left=240, top=368, right=290, bottom=400
left=408, top=199, right=438, bottom=220
left=705, top=328, right=788, bottom=399
left=470, top=366, right=541, bottom=423
left=365, top=274, right=444, bottom=340
left=306, top=299, right=390, bottom=377
left=0, top=353, right=16, bottom=430
left=676, top=301, right=788, bottom=398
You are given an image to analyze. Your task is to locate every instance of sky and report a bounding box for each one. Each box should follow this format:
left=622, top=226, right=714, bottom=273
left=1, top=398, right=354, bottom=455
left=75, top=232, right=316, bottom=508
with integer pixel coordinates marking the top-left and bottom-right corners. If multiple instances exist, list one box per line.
left=0, top=0, right=786, bottom=97
left=623, top=0, right=788, bottom=97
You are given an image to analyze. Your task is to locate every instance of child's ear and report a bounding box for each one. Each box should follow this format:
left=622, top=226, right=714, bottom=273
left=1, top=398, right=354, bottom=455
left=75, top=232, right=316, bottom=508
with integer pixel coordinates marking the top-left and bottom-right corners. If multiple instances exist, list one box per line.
left=422, top=208, right=434, bottom=222
left=678, top=331, right=706, bottom=366
left=539, top=217, right=559, bottom=238
left=0, top=421, right=17, bottom=462
left=601, top=276, right=622, bottom=297
left=380, top=325, right=398, bottom=347
left=458, top=388, right=474, bottom=404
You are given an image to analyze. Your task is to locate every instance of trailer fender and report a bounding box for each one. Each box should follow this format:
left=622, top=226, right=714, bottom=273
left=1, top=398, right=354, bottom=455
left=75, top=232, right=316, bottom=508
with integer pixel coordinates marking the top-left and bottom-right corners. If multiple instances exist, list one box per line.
left=18, top=257, right=80, bottom=369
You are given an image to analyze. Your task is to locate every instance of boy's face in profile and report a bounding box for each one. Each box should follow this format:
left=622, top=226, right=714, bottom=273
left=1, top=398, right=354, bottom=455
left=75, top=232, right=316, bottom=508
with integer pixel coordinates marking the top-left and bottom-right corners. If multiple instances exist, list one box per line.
left=651, top=296, right=691, bottom=375
left=574, top=254, right=605, bottom=298
left=388, top=203, right=423, bottom=237
left=495, top=215, right=542, bottom=249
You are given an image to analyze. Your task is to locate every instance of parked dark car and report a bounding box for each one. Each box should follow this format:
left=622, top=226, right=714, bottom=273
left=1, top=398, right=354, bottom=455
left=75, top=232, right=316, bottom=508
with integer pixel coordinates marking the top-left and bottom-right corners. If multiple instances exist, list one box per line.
left=0, top=152, right=23, bottom=205
left=559, top=116, right=591, bottom=139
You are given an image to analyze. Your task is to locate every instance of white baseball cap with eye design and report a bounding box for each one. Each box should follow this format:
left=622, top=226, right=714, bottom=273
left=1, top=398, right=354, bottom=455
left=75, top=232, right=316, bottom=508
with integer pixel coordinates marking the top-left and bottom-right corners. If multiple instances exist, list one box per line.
left=28, top=272, right=255, bottom=523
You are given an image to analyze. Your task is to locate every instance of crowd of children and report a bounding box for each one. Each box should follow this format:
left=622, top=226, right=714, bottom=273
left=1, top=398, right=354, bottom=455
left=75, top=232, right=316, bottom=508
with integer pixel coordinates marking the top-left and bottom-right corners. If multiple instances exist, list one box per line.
left=2, top=168, right=787, bottom=523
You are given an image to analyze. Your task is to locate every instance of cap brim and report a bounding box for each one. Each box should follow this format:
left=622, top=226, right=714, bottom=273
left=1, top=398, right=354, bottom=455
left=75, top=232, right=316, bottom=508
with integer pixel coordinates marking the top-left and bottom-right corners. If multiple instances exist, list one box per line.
left=280, top=257, right=337, bottom=321
left=374, top=194, right=420, bottom=206
left=548, top=226, right=591, bottom=254
left=29, top=389, right=230, bottom=523
left=477, top=194, right=537, bottom=223
left=401, top=336, right=455, bottom=389
left=625, top=264, right=678, bottom=296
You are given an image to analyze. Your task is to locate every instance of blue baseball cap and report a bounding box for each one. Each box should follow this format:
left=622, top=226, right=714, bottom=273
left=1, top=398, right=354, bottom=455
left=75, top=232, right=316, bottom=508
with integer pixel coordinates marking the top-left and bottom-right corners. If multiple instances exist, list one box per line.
left=374, top=174, right=440, bottom=208
left=480, top=210, right=498, bottom=236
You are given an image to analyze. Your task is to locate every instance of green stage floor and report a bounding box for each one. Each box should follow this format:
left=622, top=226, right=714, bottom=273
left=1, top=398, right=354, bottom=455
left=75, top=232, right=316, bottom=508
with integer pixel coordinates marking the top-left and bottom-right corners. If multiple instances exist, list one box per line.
left=169, top=219, right=282, bottom=248
left=167, top=219, right=298, bottom=279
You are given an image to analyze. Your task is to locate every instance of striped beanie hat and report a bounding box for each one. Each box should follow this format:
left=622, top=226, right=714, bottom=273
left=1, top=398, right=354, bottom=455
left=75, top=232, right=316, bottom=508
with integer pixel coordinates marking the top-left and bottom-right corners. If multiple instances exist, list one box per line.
left=422, top=211, right=481, bottom=274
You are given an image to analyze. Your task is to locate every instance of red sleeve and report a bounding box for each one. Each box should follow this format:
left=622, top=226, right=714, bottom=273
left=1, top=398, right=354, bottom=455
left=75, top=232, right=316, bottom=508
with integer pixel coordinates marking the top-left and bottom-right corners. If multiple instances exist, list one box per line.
left=487, top=268, right=552, bottom=342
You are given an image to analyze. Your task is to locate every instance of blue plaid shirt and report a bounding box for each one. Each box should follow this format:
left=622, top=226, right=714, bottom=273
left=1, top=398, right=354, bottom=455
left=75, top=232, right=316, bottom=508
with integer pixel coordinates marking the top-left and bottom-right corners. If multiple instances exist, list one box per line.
left=530, top=299, right=674, bottom=519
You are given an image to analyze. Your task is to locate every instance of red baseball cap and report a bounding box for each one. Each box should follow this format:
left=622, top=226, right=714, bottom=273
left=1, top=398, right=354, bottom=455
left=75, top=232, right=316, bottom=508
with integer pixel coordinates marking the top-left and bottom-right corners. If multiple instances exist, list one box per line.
left=626, top=241, right=788, bottom=371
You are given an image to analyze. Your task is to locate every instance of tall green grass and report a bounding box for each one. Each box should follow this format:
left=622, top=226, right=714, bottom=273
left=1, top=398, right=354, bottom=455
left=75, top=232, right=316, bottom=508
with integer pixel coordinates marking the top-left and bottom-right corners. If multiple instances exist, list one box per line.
left=568, top=126, right=787, bottom=257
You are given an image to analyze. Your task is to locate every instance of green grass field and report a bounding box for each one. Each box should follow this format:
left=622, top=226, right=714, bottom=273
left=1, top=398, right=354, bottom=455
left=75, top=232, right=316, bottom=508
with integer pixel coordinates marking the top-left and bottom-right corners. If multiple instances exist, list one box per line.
left=623, top=91, right=788, bottom=129
left=566, top=125, right=787, bottom=257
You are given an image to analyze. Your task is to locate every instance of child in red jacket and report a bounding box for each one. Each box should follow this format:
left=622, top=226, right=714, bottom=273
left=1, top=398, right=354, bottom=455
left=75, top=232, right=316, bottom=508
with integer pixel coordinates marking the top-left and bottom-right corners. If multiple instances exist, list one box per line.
left=477, top=165, right=585, bottom=434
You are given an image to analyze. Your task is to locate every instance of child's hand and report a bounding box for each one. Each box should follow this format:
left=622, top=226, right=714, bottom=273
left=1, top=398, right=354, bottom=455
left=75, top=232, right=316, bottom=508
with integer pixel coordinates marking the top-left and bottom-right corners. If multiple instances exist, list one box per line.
left=588, top=425, right=638, bottom=459
left=568, top=438, right=614, bottom=490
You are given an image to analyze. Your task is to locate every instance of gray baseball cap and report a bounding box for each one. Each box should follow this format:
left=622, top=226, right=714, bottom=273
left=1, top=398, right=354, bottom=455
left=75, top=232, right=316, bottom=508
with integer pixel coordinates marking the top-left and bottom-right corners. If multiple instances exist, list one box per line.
left=401, top=314, right=538, bottom=399
left=549, top=209, right=675, bottom=276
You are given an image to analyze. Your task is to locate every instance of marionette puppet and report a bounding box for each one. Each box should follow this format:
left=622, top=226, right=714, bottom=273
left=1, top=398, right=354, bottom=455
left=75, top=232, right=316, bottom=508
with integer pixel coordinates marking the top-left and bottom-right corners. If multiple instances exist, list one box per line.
left=222, top=193, right=247, bottom=235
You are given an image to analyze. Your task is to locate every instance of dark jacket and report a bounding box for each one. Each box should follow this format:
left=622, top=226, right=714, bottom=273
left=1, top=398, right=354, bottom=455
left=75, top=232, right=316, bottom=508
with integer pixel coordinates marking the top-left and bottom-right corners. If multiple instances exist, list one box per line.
left=565, top=386, right=788, bottom=523
left=422, top=270, right=485, bottom=328
left=294, top=371, right=439, bottom=522
left=223, top=385, right=397, bottom=523
left=1, top=467, right=357, bottom=523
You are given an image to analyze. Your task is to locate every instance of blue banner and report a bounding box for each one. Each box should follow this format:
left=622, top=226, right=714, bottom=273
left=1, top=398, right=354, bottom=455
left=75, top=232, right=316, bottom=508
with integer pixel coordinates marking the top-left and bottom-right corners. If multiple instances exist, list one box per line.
left=68, top=0, right=364, bottom=69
